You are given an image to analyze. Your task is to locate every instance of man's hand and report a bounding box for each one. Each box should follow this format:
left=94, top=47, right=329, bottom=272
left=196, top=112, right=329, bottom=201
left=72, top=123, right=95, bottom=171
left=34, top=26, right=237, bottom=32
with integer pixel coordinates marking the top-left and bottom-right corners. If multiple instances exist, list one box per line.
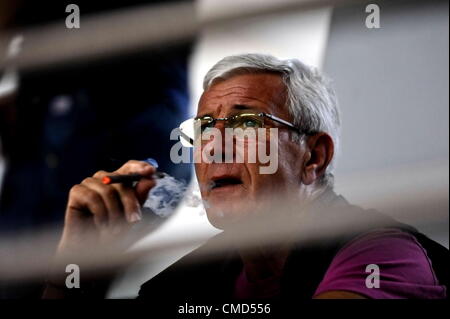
left=57, top=160, right=157, bottom=254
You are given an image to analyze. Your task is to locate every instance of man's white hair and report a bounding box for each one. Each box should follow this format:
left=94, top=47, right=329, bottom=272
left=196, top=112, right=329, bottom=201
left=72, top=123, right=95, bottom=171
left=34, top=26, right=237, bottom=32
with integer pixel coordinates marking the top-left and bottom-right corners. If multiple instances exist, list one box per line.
left=203, top=53, right=341, bottom=187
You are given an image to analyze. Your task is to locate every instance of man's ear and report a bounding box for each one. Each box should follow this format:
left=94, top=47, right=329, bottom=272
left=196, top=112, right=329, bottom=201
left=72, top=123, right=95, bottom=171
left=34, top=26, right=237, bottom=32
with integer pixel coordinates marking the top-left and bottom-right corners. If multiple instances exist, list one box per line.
left=301, top=133, right=334, bottom=185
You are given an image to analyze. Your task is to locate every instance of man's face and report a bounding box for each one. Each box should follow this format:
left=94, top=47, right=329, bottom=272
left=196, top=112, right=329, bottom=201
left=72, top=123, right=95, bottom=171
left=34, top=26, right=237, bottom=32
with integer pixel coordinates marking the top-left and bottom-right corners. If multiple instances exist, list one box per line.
left=195, top=73, right=307, bottom=229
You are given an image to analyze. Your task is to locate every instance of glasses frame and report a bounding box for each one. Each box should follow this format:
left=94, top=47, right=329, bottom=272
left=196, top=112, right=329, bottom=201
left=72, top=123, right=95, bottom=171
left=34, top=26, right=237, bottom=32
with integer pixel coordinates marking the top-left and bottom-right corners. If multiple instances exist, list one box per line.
left=179, top=112, right=308, bottom=147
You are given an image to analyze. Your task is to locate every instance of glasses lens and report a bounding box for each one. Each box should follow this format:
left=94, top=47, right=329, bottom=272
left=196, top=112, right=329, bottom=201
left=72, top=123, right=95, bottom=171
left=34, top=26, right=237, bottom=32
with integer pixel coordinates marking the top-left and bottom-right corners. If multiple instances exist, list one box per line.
left=231, top=114, right=264, bottom=130
left=179, top=118, right=196, bottom=147
left=179, top=117, right=215, bottom=147
left=179, top=114, right=265, bottom=147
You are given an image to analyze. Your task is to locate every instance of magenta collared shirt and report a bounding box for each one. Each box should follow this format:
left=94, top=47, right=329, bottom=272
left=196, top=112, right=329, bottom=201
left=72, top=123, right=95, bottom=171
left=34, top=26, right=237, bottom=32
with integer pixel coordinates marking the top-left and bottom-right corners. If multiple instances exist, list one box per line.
left=234, top=228, right=446, bottom=299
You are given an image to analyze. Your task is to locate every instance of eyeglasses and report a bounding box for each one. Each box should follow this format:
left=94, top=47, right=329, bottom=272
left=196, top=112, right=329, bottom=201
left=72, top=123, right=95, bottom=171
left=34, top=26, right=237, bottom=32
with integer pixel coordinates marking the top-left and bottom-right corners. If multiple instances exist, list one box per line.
left=178, top=112, right=306, bottom=147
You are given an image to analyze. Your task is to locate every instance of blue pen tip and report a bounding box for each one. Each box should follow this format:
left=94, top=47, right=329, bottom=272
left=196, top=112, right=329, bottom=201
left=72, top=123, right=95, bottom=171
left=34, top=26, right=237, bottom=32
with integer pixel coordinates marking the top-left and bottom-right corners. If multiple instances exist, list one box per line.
left=144, top=158, right=159, bottom=168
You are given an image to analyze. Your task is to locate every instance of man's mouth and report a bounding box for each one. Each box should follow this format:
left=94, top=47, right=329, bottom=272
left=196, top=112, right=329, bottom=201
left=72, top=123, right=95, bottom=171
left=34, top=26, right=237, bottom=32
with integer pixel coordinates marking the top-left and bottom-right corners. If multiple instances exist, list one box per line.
left=210, top=177, right=243, bottom=190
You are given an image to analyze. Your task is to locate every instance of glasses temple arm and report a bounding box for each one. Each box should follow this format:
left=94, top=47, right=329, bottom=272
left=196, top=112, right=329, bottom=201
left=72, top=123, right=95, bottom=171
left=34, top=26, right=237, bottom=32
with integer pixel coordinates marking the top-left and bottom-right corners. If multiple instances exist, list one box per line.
left=262, top=113, right=305, bottom=135
left=179, top=130, right=194, bottom=146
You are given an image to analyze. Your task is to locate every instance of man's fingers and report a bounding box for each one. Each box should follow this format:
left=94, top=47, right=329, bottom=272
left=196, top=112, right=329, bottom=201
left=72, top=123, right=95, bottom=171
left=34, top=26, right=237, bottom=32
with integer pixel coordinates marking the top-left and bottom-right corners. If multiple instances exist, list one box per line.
left=67, top=184, right=108, bottom=227
left=81, top=177, right=125, bottom=228
left=117, top=160, right=156, bottom=176
left=111, top=183, right=142, bottom=223
left=59, top=161, right=158, bottom=254
left=70, top=160, right=158, bottom=229
left=116, top=160, right=158, bottom=204
left=93, top=170, right=110, bottom=179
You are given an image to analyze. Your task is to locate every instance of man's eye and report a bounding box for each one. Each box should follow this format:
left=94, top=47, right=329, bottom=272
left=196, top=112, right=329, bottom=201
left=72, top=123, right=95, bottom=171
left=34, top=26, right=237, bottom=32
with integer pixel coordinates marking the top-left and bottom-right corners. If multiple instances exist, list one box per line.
left=241, top=118, right=260, bottom=128
left=245, top=120, right=256, bottom=127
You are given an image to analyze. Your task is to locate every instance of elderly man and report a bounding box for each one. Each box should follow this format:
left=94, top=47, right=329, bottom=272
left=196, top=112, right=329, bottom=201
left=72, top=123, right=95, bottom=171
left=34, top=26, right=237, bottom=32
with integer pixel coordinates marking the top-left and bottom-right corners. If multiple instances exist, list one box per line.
left=46, top=54, right=448, bottom=300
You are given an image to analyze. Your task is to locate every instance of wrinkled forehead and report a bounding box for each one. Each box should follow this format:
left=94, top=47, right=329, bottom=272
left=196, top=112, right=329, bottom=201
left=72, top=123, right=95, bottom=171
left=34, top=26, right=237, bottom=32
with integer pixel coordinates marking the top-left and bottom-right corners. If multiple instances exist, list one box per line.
left=197, top=73, right=288, bottom=117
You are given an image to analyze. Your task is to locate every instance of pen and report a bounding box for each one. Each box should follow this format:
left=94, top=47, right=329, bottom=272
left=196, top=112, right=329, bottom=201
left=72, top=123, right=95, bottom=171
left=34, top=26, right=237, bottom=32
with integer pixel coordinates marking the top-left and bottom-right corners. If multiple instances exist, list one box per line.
left=102, top=171, right=166, bottom=185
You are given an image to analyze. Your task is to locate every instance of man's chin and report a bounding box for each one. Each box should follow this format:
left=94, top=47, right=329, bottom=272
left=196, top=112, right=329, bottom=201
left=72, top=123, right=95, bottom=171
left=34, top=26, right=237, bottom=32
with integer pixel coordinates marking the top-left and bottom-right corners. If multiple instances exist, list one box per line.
left=205, top=204, right=252, bottom=230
